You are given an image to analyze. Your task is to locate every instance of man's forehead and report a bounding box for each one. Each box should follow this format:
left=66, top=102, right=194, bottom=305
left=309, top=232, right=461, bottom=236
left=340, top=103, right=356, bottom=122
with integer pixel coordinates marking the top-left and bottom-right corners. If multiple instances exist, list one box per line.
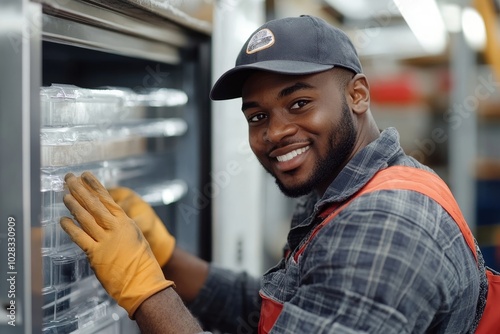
left=241, top=70, right=332, bottom=98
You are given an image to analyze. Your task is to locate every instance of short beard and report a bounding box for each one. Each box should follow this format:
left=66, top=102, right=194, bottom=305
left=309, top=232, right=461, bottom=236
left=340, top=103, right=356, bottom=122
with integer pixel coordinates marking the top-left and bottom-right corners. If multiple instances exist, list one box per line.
left=273, top=99, right=357, bottom=198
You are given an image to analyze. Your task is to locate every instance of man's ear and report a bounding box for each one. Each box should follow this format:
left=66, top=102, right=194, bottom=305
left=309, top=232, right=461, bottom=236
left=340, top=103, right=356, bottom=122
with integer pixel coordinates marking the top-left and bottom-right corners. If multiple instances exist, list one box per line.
left=347, top=74, right=370, bottom=115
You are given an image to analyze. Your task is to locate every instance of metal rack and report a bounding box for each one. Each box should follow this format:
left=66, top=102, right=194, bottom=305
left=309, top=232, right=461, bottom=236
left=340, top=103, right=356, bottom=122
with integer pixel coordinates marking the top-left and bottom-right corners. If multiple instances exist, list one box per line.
left=0, top=1, right=212, bottom=333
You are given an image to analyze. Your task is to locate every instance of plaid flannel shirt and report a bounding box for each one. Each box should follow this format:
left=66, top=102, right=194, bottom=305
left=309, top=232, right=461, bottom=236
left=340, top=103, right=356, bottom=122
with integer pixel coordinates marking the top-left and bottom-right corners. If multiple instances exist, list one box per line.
left=189, top=127, right=487, bottom=333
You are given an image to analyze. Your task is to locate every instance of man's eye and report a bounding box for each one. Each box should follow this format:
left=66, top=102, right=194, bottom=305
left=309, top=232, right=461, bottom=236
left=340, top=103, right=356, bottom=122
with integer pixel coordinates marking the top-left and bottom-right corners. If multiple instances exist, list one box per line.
left=290, top=100, right=309, bottom=110
left=248, top=113, right=267, bottom=123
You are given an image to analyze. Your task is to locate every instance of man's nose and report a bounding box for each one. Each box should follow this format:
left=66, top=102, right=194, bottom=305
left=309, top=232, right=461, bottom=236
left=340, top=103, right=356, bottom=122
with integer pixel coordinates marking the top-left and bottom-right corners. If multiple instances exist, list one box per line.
left=264, top=112, right=297, bottom=144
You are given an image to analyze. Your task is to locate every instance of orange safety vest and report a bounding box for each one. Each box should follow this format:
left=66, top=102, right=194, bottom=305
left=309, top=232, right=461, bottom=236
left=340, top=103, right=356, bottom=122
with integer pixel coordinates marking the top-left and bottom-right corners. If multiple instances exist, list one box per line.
left=258, top=166, right=500, bottom=334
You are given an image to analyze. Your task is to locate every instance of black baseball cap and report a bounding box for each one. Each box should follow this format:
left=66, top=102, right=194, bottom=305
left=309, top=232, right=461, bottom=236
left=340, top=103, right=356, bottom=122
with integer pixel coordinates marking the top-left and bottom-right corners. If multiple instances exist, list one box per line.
left=210, top=15, right=362, bottom=100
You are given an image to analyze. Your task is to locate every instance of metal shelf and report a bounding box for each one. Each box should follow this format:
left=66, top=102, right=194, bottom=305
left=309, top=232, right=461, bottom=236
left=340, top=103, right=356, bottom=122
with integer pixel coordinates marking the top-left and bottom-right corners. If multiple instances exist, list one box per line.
left=41, top=0, right=192, bottom=45
left=0, top=1, right=212, bottom=332
left=42, top=14, right=181, bottom=64
left=82, top=0, right=212, bottom=35
left=39, top=0, right=213, bottom=63
left=0, top=2, right=43, bottom=333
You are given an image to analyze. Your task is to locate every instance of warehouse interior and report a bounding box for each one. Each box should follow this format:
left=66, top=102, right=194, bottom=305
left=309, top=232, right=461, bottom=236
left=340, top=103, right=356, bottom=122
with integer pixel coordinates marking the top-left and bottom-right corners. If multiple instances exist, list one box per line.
left=211, top=0, right=500, bottom=276
left=1, top=0, right=499, bottom=332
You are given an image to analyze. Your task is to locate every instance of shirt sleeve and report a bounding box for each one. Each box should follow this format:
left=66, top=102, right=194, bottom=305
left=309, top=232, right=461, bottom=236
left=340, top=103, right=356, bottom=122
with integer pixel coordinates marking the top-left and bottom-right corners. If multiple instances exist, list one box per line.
left=188, top=263, right=262, bottom=333
left=271, top=190, right=481, bottom=334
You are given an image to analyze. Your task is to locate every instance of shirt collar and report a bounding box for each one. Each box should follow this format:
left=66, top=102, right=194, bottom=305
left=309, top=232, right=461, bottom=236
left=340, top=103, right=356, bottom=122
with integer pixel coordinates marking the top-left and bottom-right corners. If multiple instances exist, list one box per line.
left=290, top=127, right=404, bottom=230
left=317, top=127, right=403, bottom=206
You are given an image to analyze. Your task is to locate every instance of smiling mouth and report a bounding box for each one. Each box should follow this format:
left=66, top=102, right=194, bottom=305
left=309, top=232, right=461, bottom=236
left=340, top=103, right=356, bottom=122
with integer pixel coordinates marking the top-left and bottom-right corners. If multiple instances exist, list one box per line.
left=276, top=146, right=310, bottom=162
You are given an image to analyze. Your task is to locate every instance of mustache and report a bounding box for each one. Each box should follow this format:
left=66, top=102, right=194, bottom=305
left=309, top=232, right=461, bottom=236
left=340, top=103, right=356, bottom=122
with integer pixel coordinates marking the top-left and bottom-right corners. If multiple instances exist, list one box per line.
left=266, top=139, right=312, bottom=156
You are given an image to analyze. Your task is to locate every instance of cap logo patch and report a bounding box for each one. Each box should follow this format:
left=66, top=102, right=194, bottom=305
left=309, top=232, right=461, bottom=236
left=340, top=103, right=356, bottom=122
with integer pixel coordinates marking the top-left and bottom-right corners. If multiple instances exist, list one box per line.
left=246, top=28, right=275, bottom=54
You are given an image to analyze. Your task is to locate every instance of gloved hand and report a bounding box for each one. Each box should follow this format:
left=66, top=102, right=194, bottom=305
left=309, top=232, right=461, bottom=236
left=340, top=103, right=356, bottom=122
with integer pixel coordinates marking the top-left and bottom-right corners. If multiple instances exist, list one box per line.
left=60, top=172, right=174, bottom=318
left=108, top=187, right=175, bottom=268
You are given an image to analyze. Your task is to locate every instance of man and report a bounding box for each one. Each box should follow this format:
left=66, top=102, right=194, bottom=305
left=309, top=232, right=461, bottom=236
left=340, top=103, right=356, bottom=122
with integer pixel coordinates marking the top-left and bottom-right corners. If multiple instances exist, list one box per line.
left=61, top=15, right=487, bottom=333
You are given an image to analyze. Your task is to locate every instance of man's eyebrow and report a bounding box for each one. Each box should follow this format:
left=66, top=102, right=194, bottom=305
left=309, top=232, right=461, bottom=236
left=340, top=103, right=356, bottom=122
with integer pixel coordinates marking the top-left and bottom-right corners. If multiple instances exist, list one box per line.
left=278, top=82, right=314, bottom=99
left=241, top=101, right=259, bottom=112
left=241, top=82, right=315, bottom=112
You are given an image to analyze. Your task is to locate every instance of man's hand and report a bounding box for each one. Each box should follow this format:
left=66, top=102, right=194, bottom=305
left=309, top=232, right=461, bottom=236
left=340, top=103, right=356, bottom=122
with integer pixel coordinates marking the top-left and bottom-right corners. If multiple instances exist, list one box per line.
left=60, top=172, right=174, bottom=318
left=108, top=187, right=175, bottom=268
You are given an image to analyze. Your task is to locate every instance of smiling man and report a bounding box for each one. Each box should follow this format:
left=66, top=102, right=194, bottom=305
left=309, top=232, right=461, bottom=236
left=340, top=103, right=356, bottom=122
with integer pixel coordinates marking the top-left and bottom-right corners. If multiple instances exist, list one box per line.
left=61, top=15, right=488, bottom=333
left=240, top=69, right=376, bottom=197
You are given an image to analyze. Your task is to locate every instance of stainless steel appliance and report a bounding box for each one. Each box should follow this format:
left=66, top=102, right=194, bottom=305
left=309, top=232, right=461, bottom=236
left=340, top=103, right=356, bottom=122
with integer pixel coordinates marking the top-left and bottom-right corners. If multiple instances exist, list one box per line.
left=0, top=1, right=212, bottom=332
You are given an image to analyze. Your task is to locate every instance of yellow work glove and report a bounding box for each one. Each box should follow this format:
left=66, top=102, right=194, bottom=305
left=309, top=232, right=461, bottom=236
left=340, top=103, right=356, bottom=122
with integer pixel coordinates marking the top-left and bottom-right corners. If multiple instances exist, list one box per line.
left=60, top=172, right=174, bottom=318
left=107, top=187, right=175, bottom=268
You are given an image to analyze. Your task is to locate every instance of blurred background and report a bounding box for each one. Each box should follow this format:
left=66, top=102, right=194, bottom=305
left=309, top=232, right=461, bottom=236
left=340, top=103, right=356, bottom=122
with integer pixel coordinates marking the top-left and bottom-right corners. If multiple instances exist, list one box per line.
left=211, top=0, right=500, bottom=277
left=1, top=0, right=499, bottom=332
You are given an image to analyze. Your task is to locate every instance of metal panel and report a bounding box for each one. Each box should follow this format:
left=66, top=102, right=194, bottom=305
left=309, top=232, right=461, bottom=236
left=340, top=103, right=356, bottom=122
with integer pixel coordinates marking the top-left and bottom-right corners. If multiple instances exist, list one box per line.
left=83, top=0, right=213, bottom=35
left=1, top=1, right=210, bottom=333
left=0, top=1, right=42, bottom=333
left=449, top=28, right=477, bottom=229
left=41, top=0, right=190, bottom=46
left=42, top=14, right=181, bottom=64
left=211, top=0, right=272, bottom=276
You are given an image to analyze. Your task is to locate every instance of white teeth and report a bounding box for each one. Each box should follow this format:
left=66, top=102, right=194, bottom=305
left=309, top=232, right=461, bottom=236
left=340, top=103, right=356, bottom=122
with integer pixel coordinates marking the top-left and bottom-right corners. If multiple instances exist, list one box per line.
left=276, top=146, right=310, bottom=162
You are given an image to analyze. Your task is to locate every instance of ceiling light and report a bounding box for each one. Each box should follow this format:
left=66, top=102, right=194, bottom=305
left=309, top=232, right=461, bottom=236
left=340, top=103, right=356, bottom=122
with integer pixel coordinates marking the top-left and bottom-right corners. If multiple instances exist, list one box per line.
left=393, top=0, right=448, bottom=54
left=440, top=3, right=463, bottom=33
left=325, top=0, right=371, bottom=20
left=462, top=6, right=486, bottom=51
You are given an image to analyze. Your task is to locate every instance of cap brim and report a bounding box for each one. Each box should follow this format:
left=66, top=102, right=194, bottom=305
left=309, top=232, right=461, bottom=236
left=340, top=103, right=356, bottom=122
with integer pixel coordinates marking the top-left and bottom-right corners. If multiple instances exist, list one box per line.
left=210, top=60, right=334, bottom=100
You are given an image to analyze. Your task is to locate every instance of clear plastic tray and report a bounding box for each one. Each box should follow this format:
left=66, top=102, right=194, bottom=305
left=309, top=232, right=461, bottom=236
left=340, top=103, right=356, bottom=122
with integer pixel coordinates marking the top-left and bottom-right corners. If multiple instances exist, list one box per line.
left=42, top=223, right=86, bottom=264
left=41, top=164, right=108, bottom=193
left=133, top=87, right=188, bottom=107
left=42, top=300, right=111, bottom=334
left=42, top=223, right=55, bottom=253
left=41, top=198, right=70, bottom=225
left=41, top=84, right=189, bottom=127
left=43, top=248, right=87, bottom=289
left=42, top=317, right=79, bottom=333
left=41, top=165, right=107, bottom=224
left=42, top=284, right=111, bottom=332
left=40, top=119, right=186, bottom=167
left=41, top=141, right=105, bottom=167
left=40, top=159, right=179, bottom=237
left=40, top=84, right=123, bottom=127
left=135, top=179, right=188, bottom=206
left=41, top=212, right=69, bottom=254
left=41, top=119, right=187, bottom=145
left=100, top=86, right=188, bottom=108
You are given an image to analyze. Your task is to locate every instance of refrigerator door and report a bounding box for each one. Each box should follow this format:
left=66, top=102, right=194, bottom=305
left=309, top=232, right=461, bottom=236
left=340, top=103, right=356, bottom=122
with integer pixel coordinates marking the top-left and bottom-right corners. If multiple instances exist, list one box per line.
left=0, top=1, right=212, bottom=333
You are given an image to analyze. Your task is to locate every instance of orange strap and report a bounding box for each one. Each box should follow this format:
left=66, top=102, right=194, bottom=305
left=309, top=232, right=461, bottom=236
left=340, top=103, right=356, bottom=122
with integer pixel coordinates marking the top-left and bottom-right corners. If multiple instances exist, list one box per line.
left=258, top=292, right=284, bottom=334
left=476, top=270, right=500, bottom=334
left=294, top=166, right=477, bottom=262
left=262, top=166, right=494, bottom=333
